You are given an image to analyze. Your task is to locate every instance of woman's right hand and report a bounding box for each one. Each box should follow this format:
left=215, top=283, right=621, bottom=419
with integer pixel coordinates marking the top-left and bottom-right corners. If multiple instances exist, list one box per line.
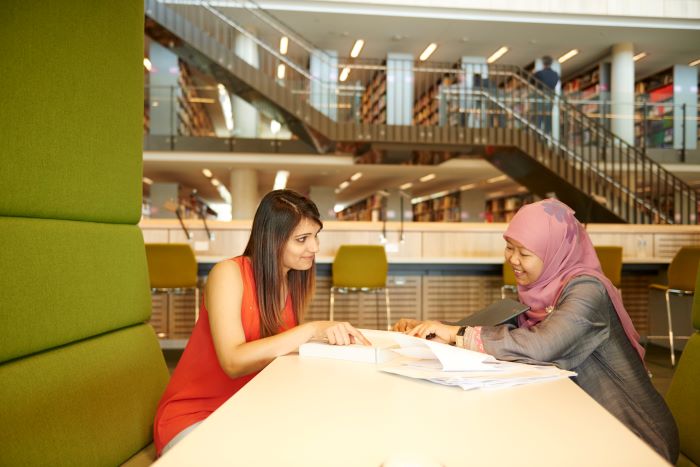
left=311, top=321, right=371, bottom=346
left=392, top=318, right=423, bottom=332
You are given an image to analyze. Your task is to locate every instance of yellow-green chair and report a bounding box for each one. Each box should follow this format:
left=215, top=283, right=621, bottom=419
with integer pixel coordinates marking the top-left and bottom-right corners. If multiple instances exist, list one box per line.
left=594, top=245, right=623, bottom=288
left=145, top=243, right=200, bottom=338
left=330, top=245, right=390, bottom=330
left=648, top=246, right=700, bottom=366
left=665, top=266, right=700, bottom=466
left=501, top=262, right=517, bottom=299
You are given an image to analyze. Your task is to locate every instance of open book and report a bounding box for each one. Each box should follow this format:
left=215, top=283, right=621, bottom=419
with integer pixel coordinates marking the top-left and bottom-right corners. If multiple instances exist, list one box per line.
left=298, top=329, right=399, bottom=364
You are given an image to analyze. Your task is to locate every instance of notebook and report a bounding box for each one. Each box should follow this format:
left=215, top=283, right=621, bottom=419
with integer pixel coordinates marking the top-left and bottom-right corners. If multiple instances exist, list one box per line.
left=453, top=298, right=530, bottom=327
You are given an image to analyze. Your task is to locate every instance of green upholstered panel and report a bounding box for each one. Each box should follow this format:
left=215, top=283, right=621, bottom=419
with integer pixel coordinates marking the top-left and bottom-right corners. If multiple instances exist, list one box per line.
left=0, top=217, right=151, bottom=363
left=666, top=333, right=700, bottom=465
left=0, top=0, right=143, bottom=224
left=0, top=325, right=169, bottom=467
left=332, top=245, right=388, bottom=288
left=694, top=264, right=700, bottom=330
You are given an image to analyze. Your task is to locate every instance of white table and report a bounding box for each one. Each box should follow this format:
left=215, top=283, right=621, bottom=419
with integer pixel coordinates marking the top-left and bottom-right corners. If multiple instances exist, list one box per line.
left=155, top=355, right=668, bottom=467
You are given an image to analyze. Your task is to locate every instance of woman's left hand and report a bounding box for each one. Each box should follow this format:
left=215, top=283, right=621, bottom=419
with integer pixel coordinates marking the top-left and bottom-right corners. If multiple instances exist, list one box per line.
left=405, top=320, right=459, bottom=344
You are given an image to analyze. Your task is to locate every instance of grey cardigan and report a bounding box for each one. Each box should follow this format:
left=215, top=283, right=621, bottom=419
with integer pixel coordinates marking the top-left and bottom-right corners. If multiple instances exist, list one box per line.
left=479, top=276, right=679, bottom=463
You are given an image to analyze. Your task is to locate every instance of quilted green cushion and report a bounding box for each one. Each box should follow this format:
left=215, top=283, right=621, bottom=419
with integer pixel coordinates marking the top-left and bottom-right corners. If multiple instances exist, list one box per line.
left=0, top=0, right=143, bottom=224
left=666, top=333, right=700, bottom=465
left=0, top=217, right=151, bottom=363
left=0, top=325, right=169, bottom=467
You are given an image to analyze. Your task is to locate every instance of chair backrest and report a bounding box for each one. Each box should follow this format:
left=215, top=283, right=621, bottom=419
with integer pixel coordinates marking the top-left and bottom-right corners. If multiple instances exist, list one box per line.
left=502, top=262, right=517, bottom=287
left=594, top=246, right=623, bottom=288
left=0, top=3, right=169, bottom=465
left=332, top=245, right=388, bottom=288
left=146, top=243, right=199, bottom=289
left=665, top=264, right=700, bottom=465
left=667, top=246, right=700, bottom=292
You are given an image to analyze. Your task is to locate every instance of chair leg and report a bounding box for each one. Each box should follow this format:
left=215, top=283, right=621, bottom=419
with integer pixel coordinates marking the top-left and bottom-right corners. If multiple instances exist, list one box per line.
left=385, top=287, right=391, bottom=331
left=329, top=287, right=335, bottom=322
left=665, top=290, right=675, bottom=367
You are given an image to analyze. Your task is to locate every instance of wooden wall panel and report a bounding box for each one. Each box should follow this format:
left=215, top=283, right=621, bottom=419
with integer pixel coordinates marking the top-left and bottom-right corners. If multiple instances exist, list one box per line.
left=422, top=276, right=503, bottom=323
left=653, top=233, right=700, bottom=259
left=168, top=291, right=197, bottom=339
left=305, top=276, right=421, bottom=330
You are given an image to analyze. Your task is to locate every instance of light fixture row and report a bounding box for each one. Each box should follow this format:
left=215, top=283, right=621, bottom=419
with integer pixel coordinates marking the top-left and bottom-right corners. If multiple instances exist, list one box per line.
left=335, top=171, right=363, bottom=194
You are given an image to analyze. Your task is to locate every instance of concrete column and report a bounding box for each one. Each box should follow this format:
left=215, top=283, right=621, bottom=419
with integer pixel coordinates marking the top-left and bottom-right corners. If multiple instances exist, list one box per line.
left=309, top=186, right=336, bottom=220
left=233, top=32, right=260, bottom=137
left=386, top=53, right=414, bottom=125
left=148, top=41, right=179, bottom=135
left=310, top=50, right=338, bottom=121
left=610, top=43, right=635, bottom=144
left=230, top=169, right=259, bottom=219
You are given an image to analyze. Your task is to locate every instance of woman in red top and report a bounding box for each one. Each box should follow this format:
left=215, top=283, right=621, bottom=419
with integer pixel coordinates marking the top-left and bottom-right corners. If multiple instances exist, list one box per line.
left=154, top=190, right=370, bottom=456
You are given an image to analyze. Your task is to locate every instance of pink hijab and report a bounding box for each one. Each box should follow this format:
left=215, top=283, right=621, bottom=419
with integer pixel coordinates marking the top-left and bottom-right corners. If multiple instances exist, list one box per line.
left=504, top=199, right=645, bottom=361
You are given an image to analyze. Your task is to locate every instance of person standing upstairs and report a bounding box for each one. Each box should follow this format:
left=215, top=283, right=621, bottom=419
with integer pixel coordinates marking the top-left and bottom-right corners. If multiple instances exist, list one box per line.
left=533, top=55, right=559, bottom=134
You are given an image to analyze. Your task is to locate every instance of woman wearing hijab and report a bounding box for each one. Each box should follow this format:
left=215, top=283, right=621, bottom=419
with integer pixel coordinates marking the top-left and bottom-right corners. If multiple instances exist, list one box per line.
left=394, top=198, right=679, bottom=463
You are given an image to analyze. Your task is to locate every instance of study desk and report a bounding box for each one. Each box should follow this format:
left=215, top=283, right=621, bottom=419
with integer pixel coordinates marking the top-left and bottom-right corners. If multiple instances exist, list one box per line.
left=154, top=355, right=668, bottom=467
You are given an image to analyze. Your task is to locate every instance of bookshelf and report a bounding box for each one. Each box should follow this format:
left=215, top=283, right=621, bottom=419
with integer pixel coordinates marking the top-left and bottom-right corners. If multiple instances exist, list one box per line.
left=635, top=68, right=674, bottom=149
left=412, top=192, right=461, bottom=222
left=413, top=76, right=453, bottom=126
left=563, top=62, right=611, bottom=117
left=336, top=194, right=384, bottom=221
left=485, top=193, right=537, bottom=223
left=177, top=61, right=215, bottom=137
left=360, top=70, right=387, bottom=124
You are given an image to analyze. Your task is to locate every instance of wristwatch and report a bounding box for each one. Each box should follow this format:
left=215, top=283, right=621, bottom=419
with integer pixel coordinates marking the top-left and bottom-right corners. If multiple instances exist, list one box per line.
left=455, top=326, right=467, bottom=348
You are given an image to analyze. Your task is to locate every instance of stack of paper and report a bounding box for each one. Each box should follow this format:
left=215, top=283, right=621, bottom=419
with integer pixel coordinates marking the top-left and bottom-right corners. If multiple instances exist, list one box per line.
left=298, top=329, right=399, bottom=364
left=380, top=332, right=576, bottom=390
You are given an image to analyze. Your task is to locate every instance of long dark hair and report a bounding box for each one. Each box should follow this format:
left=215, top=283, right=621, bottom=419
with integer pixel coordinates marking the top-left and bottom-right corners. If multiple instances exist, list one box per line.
left=243, top=190, right=322, bottom=338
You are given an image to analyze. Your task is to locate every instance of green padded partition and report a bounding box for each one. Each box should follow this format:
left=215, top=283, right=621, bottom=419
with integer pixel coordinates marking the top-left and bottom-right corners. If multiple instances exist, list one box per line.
left=0, top=0, right=167, bottom=464
left=665, top=268, right=700, bottom=465
left=0, top=0, right=143, bottom=224
left=0, top=217, right=152, bottom=363
left=0, top=325, right=169, bottom=467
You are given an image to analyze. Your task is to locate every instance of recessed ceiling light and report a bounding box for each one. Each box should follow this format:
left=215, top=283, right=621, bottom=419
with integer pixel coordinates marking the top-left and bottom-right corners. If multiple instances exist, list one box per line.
left=279, top=36, right=289, bottom=55
left=350, top=172, right=363, bottom=181
left=419, top=173, right=436, bottom=182
left=460, top=183, right=475, bottom=191
left=339, top=66, right=351, bottom=82
left=142, top=177, right=153, bottom=185
left=558, top=49, right=579, bottom=63
left=633, top=52, right=648, bottom=62
left=211, top=178, right=220, bottom=187
left=350, top=39, right=364, bottom=58
left=202, top=168, right=212, bottom=178
left=276, top=64, right=286, bottom=80
left=143, top=58, right=152, bottom=71
left=399, top=182, right=413, bottom=190
left=419, top=43, right=438, bottom=61
left=688, top=58, right=700, bottom=67
left=339, top=181, right=350, bottom=189
left=487, top=175, right=508, bottom=183
left=487, top=46, right=509, bottom=64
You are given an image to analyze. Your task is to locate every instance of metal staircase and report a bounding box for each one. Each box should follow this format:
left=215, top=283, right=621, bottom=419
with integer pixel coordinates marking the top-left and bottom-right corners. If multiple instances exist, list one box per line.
left=145, top=0, right=698, bottom=224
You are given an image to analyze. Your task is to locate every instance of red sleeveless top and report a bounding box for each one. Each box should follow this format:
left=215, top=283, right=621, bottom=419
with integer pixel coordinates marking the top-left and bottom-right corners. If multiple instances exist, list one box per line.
left=153, top=256, right=297, bottom=455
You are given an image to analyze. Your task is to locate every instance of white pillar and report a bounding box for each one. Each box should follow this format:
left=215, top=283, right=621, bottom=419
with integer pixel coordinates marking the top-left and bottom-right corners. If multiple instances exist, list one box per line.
left=310, top=50, right=338, bottom=121
left=386, top=53, right=414, bottom=125
left=230, top=169, right=259, bottom=219
left=233, top=32, right=260, bottom=137
left=309, top=186, right=336, bottom=220
left=148, top=41, right=179, bottom=135
left=610, top=43, right=635, bottom=145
